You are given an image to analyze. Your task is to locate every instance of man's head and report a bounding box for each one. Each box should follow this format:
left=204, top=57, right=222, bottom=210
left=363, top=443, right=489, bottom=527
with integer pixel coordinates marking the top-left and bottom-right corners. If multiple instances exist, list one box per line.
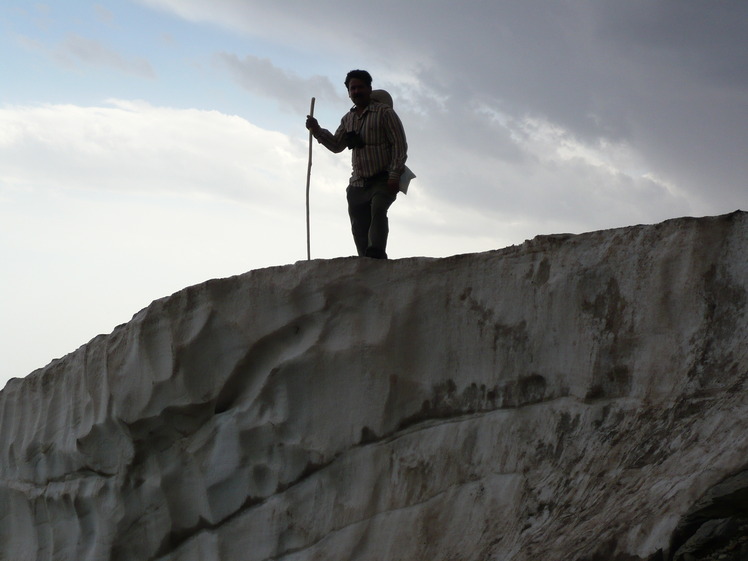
left=345, top=69, right=373, bottom=108
left=344, top=69, right=372, bottom=89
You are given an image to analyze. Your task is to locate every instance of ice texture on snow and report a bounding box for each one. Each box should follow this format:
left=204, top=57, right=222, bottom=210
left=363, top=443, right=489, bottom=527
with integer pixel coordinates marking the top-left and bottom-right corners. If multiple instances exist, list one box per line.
left=1, top=212, right=747, bottom=561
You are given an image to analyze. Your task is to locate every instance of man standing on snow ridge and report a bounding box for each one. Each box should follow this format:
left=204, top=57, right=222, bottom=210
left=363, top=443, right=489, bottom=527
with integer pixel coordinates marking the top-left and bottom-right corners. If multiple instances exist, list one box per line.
left=306, top=69, right=408, bottom=260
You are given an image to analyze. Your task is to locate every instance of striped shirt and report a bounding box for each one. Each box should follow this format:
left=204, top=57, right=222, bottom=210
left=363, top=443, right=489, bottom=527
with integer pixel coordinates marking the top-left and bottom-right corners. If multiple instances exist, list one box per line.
left=313, top=101, right=407, bottom=187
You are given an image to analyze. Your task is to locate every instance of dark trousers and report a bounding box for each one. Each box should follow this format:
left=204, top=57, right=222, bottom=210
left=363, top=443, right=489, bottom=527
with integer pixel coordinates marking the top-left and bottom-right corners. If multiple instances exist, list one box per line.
left=346, top=173, right=396, bottom=258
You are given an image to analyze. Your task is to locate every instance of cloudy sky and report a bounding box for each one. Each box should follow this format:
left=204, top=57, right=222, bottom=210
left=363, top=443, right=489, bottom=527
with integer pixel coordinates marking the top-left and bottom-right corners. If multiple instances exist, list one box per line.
left=2, top=1, right=746, bottom=387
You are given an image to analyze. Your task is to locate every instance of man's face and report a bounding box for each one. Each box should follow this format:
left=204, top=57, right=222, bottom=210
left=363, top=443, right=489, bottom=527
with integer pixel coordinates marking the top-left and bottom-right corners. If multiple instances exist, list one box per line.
left=348, top=78, right=371, bottom=106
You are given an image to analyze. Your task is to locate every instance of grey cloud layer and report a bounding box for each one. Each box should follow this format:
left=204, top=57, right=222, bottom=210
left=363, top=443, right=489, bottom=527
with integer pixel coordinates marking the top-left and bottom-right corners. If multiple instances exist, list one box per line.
left=61, top=34, right=156, bottom=78
left=148, top=0, right=747, bottom=227
left=217, top=53, right=340, bottom=114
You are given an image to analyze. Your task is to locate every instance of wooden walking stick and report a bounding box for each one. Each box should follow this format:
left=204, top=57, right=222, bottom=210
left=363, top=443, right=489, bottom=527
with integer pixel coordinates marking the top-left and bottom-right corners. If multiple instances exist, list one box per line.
left=306, top=97, right=315, bottom=261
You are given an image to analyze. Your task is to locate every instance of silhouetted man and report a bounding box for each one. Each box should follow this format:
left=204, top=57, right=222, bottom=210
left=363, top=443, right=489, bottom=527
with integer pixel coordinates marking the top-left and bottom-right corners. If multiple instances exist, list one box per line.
left=306, top=69, right=408, bottom=259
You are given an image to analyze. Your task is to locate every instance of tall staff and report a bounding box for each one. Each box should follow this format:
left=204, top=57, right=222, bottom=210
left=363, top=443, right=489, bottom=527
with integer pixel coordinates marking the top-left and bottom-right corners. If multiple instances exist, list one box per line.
left=306, top=97, right=315, bottom=261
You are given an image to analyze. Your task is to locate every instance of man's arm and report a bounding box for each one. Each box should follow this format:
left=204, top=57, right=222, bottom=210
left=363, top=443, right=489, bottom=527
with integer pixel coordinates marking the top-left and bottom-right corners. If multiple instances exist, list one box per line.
left=306, top=116, right=347, bottom=154
left=383, top=108, right=408, bottom=193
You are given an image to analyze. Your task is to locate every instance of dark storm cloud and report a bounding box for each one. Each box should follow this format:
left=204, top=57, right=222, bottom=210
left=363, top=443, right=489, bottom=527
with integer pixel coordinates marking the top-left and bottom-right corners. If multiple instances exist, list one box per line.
left=391, top=1, right=746, bottom=215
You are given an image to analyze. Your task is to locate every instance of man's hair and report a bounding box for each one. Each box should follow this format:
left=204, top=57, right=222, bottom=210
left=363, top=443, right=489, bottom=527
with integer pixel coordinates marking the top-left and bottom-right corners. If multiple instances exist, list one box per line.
left=344, top=69, right=373, bottom=89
